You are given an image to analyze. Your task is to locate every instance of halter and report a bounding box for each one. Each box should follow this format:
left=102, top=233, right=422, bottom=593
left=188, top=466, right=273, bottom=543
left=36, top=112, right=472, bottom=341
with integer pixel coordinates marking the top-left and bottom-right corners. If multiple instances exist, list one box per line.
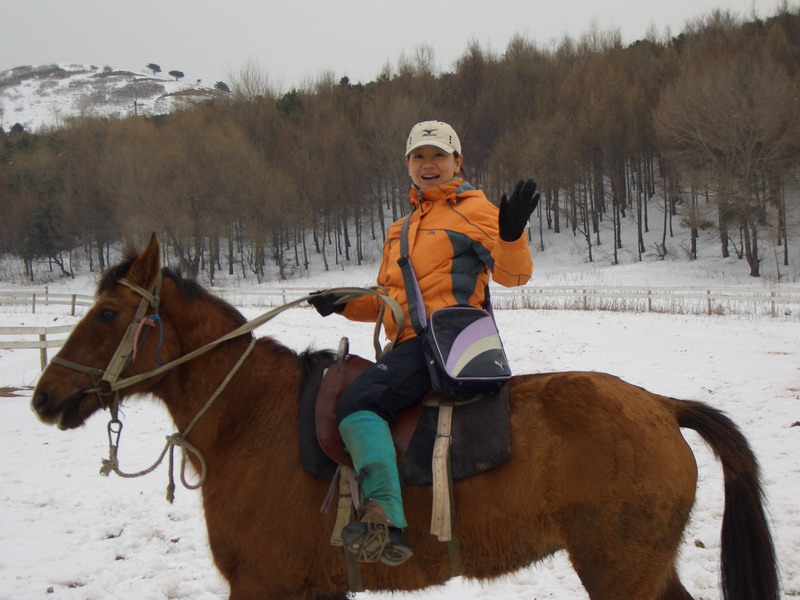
left=48, top=277, right=406, bottom=502
left=51, top=272, right=163, bottom=399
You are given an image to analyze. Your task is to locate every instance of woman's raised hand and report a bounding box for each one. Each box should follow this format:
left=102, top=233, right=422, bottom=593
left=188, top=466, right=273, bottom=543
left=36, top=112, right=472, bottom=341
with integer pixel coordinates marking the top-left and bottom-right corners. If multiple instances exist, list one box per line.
left=498, top=179, right=540, bottom=241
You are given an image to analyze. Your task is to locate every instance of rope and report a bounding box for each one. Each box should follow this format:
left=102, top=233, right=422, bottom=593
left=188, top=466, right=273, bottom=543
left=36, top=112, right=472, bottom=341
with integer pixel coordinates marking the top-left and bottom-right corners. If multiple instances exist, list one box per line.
left=100, top=338, right=257, bottom=502
left=71, top=285, right=403, bottom=502
left=103, top=287, right=404, bottom=394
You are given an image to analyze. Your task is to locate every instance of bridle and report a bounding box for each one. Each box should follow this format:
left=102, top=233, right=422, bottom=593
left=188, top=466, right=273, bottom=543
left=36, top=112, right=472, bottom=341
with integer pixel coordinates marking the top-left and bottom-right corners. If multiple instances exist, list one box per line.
left=48, top=275, right=406, bottom=502
left=52, top=272, right=165, bottom=400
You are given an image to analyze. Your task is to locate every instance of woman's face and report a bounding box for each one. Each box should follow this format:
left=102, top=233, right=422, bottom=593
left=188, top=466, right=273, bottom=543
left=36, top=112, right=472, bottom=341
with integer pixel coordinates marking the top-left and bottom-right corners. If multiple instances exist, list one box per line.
left=405, top=145, right=463, bottom=191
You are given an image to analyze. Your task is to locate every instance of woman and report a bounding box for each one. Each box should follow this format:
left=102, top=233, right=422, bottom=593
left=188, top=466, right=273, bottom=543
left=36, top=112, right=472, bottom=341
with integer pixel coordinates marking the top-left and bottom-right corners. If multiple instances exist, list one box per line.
left=309, top=120, right=538, bottom=566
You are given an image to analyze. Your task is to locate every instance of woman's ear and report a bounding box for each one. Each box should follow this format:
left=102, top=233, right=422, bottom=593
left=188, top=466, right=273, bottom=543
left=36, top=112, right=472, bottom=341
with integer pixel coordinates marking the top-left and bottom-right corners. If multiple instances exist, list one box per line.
left=454, top=153, right=464, bottom=174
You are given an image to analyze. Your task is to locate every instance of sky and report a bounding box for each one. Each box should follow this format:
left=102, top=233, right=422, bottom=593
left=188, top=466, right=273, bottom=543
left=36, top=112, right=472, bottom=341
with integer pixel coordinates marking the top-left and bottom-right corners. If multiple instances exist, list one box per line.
left=1, top=0, right=789, bottom=91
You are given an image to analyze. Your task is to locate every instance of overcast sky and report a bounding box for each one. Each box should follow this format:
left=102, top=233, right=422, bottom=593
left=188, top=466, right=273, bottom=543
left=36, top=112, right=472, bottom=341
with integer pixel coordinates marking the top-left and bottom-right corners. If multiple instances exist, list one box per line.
left=1, top=0, right=789, bottom=90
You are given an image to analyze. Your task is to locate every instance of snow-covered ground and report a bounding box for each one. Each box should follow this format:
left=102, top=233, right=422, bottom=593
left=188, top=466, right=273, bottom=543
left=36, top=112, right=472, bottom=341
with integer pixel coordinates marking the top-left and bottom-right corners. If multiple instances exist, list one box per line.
left=0, top=244, right=798, bottom=598
left=0, top=64, right=221, bottom=133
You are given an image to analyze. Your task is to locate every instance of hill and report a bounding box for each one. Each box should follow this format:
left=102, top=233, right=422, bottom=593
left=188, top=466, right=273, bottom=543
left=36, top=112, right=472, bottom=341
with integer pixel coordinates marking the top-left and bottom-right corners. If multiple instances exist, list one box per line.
left=0, top=63, right=226, bottom=132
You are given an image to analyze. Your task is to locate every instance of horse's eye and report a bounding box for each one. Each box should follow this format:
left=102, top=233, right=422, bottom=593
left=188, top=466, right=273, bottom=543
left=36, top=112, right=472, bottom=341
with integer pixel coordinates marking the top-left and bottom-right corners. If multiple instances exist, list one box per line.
left=97, top=308, right=118, bottom=323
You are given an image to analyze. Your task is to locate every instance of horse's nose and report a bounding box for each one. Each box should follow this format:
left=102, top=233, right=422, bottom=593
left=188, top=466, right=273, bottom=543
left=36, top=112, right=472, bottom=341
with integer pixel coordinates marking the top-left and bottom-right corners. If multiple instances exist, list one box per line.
left=32, top=390, right=51, bottom=415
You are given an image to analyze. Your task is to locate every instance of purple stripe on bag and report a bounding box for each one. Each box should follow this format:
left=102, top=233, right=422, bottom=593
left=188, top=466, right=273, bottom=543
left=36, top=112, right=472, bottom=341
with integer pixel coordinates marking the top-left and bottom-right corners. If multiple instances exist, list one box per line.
left=444, top=316, right=499, bottom=372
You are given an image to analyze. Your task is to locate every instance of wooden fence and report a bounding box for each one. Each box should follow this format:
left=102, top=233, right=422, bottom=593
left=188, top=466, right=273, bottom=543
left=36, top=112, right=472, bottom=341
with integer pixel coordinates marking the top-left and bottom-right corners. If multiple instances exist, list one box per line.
left=0, top=288, right=92, bottom=371
left=1, top=283, right=799, bottom=373
left=3, top=284, right=798, bottom=320
left=0, top=324, right=77, bottom=370
left=0, top=288, right=93, bottom=316
left=212, top=284, right=800, bottom=320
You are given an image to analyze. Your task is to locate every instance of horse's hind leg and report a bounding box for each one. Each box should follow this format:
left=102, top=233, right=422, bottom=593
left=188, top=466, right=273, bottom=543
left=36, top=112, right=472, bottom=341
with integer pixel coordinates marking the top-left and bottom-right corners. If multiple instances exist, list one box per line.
left=569, top=547, right=694, bottom=600
left=659, top=570, right=694, bottom=600
left=562, top=502, right=694, bottom=600
left=569, top=549, right=694, bottom=600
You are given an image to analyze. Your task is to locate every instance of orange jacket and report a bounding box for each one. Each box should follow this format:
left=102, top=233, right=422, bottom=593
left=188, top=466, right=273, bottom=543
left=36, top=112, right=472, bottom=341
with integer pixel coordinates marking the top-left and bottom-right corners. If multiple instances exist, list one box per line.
left=342, top=178, right=533, bottom=343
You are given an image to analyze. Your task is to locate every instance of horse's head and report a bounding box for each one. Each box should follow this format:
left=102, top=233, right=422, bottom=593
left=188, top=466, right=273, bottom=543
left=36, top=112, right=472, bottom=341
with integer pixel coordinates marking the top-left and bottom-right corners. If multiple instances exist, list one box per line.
left=32, top=233, right=172, bottom=429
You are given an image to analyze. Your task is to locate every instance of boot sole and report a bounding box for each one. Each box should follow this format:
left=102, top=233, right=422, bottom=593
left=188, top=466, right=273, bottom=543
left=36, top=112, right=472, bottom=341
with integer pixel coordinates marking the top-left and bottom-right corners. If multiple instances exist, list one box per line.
left=380, top=541, right=413, bottom=566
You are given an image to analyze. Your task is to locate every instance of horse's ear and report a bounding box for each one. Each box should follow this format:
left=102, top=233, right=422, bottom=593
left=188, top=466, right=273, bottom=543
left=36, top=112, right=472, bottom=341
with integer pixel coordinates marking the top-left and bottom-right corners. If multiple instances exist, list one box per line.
left=126, top=233, right=161, bottom=288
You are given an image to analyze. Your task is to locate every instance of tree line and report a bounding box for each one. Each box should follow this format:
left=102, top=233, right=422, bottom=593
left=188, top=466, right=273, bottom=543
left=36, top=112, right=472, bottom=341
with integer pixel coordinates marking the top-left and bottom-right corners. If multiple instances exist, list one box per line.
left=1, top=7, right=799, bottom=282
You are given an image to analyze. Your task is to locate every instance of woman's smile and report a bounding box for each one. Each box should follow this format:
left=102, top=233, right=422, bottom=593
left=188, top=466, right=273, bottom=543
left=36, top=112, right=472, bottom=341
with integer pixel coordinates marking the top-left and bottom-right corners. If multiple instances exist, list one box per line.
left=406, top=146, right=463, bottom=190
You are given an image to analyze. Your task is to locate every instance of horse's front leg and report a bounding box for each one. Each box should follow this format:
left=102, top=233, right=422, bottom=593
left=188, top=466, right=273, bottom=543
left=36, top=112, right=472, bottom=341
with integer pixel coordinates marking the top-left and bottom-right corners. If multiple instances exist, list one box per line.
left=229, top=592, right=350, bottom=600
left=228, top=580, right=350, bottom=600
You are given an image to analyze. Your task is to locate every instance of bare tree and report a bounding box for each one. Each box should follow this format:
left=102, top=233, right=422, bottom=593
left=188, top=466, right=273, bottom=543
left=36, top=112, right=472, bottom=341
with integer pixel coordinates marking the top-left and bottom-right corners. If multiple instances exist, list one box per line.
left=656, top=54, right=800, bottom=276
left=228, top=57, right=274, bottom=102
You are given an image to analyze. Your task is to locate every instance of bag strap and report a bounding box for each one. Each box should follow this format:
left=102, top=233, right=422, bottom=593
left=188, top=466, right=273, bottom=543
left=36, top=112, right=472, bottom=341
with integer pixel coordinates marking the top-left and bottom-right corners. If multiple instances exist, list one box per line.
left=398, top=210, right=498, bottom=334
left=397, top=213, right=428, bottom=335
left=483, top=286, right=495, bottom=315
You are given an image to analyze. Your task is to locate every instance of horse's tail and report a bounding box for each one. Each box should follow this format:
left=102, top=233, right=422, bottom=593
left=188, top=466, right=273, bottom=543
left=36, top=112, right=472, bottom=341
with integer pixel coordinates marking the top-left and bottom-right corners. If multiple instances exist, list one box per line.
left=669, top=398, right=779, bottom=600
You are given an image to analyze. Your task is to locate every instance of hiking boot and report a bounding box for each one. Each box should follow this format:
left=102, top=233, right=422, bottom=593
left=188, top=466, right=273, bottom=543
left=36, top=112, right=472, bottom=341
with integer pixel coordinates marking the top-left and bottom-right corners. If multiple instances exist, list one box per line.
left=380, top=527, right=414, bottom=566
left=342, top=504, right=414, bottom=566
left=341, top=501, right=390, bottom=563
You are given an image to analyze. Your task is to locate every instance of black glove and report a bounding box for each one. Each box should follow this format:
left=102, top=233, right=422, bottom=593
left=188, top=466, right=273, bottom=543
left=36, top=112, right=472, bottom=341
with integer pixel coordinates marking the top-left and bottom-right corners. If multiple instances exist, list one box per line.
left=498, top=179, right=540, bottom=242
left=308, top=290, right=347, bottom=317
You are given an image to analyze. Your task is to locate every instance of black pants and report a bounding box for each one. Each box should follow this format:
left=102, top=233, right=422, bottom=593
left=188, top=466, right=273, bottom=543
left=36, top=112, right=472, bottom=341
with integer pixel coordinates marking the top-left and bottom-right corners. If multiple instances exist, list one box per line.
left=336, top=337, right=431, bottom=426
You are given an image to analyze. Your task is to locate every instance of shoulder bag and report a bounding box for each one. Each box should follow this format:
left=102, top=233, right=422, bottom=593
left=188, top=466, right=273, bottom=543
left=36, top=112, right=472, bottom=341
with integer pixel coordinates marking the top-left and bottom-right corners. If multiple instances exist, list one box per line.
left=397, top=213, right=512, bottom=396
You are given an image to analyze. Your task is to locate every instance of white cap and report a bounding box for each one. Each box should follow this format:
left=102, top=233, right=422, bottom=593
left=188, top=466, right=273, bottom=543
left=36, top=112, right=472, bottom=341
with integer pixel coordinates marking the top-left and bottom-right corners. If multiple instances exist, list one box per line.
left=405, top=120, right=461, bottom=156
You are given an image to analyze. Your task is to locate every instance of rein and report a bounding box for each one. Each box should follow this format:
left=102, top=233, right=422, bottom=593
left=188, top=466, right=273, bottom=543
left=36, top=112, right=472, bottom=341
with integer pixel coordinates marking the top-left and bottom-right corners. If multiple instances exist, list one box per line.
left=51, top=279, right=405, bottom=502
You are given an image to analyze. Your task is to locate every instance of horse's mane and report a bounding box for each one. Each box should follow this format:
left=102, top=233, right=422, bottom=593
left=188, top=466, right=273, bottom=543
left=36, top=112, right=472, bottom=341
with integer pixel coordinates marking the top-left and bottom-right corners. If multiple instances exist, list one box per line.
left=96, top=252, right=138, bottom=296
left=298, top=348, right=337, bottom=377
left=98, top=250, right=339, bottom=386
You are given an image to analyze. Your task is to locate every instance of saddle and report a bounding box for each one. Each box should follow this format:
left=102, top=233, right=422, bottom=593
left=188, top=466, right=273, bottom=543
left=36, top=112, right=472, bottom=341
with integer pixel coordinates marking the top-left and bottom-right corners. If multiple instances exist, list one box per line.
left=298, top=342, right=510, bottom=486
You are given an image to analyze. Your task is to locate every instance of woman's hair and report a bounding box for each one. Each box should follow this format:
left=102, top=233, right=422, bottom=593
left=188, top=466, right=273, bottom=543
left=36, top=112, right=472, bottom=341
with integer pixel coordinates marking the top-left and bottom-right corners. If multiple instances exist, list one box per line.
left=454, top=151, right=469, bottom=180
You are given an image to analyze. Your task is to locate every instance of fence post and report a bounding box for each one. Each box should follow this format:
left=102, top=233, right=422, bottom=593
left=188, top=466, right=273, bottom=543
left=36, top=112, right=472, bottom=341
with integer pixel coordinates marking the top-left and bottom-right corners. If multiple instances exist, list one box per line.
left=706, top=290, right=712, bottom=315
left=32, top=293, right=36, bottom=314
left=71, top=294, right=77, bottom=316
left=39, top=333, right=47, bottom=371
left=771, top=291, right=776, bottom=318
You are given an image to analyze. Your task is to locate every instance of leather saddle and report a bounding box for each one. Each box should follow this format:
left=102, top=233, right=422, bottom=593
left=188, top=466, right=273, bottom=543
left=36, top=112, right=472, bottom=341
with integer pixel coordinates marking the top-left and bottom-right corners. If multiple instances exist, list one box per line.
left=298, top=342, right=510, bottom=486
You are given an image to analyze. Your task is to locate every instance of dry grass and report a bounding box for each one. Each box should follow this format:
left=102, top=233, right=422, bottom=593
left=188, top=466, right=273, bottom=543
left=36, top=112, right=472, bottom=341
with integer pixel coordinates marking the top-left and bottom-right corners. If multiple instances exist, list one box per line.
left=0, top=386, right=27, bottom=397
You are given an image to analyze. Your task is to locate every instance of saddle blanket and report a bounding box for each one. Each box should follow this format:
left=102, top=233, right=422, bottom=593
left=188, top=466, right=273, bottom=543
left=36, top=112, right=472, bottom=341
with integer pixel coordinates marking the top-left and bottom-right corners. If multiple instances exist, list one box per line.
left=298, top=352, right=510, bottom=485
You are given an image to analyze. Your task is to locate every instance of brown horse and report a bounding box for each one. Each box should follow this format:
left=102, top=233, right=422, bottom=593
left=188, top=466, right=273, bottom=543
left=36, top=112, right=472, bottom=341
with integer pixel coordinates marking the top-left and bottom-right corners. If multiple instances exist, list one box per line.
left=31, top=234, right=778, bottom=600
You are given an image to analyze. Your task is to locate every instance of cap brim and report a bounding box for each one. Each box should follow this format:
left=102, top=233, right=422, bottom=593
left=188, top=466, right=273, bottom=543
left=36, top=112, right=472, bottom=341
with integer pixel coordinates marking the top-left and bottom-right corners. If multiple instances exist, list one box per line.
left=405, top=140, right=456, bottom=156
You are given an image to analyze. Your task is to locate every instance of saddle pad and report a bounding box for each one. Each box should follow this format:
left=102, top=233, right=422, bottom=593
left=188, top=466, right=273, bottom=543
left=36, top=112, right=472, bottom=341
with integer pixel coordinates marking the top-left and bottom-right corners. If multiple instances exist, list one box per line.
left=298, top=351, right=338, bottom=479
left=398, top=387, right=510, bottom=485
left=299, top=353, right=510, bottom=485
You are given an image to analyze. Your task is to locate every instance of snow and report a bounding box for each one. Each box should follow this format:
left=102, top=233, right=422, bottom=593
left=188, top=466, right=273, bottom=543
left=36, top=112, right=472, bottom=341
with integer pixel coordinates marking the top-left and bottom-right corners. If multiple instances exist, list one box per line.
left=1, top=251, right=798, bottom=599
left=0, top=64, right=221, bottom=133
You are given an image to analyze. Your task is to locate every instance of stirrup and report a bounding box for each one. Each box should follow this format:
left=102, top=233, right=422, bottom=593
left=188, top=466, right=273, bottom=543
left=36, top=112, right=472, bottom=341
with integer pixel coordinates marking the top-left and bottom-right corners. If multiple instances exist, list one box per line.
left=380, top=528, right=414, bottom=566
left=341, top=502, right=389, bottom=563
